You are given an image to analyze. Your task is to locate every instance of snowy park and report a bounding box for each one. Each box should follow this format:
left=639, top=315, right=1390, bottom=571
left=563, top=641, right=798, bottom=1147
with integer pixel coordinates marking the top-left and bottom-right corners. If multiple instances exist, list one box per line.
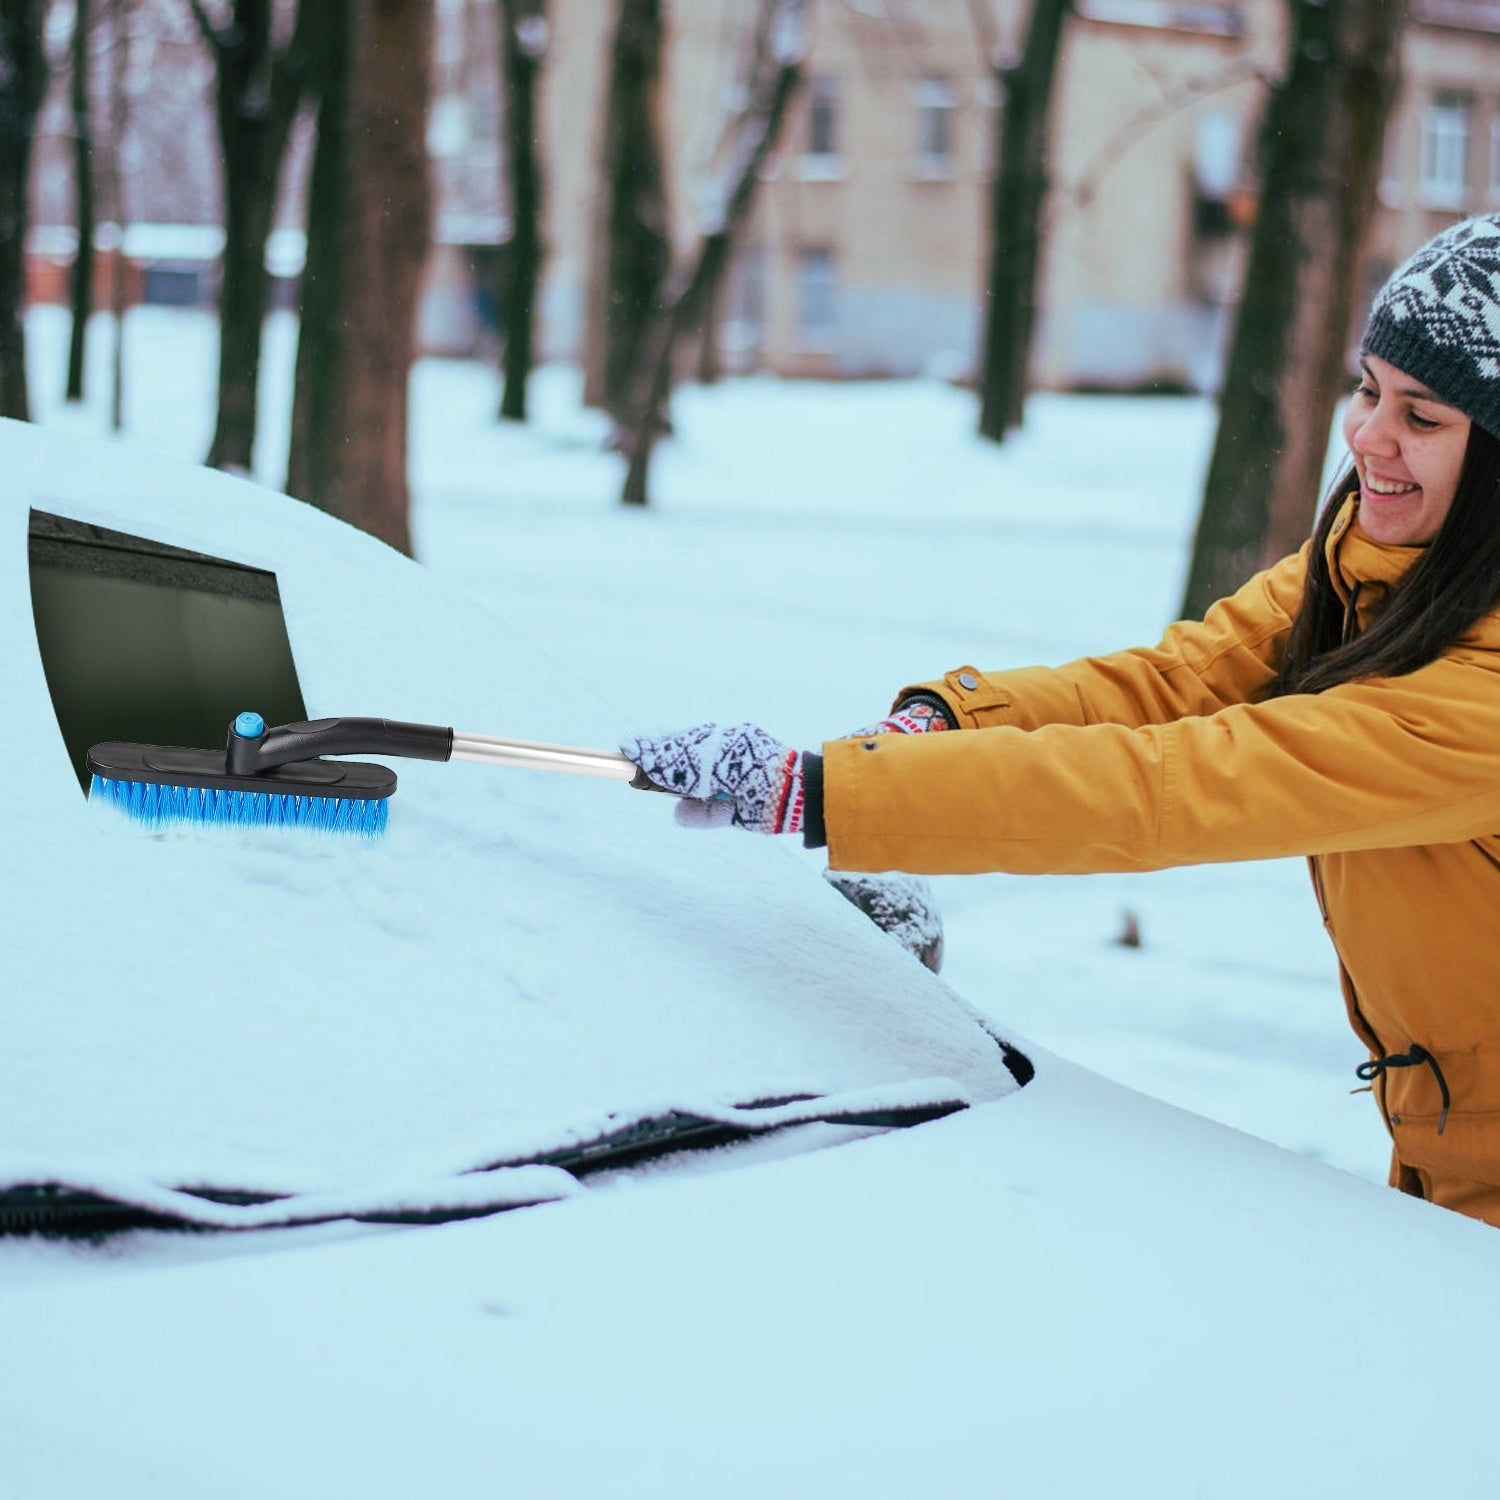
left=9, top=305, right=1500, bottom=1499
left=13, top=0, right=1500, bottom=1488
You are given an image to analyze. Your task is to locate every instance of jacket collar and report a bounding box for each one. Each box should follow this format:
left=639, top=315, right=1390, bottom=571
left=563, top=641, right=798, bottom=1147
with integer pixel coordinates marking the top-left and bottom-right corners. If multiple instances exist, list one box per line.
left=1321, top=492, right=1500, bottom=652
left=1322, top=493, right=1424, bottom=613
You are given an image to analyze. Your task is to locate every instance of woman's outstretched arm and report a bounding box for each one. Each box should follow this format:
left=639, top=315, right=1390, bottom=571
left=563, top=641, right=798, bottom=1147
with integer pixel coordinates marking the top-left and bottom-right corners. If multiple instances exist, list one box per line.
left=896, top=545, right=1310, bottom=734
left=825, top=645, right=1500, bottom=875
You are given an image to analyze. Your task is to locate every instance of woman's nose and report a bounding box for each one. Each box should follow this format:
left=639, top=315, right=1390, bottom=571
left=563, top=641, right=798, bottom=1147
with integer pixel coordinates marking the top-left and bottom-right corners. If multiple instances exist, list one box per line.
left=1351, top=404, right=1400, bottom=457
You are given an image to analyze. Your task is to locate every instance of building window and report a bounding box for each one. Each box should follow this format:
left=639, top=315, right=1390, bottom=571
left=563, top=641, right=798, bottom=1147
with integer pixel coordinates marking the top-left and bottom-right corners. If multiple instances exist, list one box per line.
left=913, top=77, right=958, bottom=176
left=1420, top=91, right=1471, bottom=210
left=797, top=248, right=837, bottom=343
left=795, top=75, right=844, bottom=181
left=806, top=75, right=839, bottom=161
left=1191, top=109, right=1241, bottom=235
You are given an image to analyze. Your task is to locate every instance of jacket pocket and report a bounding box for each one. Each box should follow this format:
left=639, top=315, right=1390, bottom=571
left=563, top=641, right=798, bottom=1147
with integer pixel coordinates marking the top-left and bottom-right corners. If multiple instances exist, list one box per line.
left=1389, top=1106, right=1500, bottom=1194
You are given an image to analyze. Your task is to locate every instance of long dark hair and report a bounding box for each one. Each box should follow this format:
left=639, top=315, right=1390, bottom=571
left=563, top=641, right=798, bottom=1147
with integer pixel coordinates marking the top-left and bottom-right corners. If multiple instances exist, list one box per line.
left=1273, top=421, right=1500, bottom=696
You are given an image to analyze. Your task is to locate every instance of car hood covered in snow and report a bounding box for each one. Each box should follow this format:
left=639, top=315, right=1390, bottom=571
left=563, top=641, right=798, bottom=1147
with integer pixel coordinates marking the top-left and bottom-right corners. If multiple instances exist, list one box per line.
left=1, top=420, right=1018, bottom=1215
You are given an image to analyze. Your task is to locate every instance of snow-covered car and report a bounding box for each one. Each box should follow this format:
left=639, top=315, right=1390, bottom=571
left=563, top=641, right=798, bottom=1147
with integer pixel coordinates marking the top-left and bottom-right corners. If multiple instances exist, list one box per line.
left=4, top=420, right=1500, bottom=1498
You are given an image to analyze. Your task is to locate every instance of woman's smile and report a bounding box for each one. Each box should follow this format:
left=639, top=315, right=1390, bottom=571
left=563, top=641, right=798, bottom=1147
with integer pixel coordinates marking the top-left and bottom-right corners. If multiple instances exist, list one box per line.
left=1357, top=465, right=1424, bottom=529
left=1363, top=472, right=1418, bottom=495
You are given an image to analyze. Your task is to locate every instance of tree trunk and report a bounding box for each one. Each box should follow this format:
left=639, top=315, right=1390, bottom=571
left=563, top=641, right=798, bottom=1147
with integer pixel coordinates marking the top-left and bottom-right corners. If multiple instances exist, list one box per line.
left=211, top=137, right=276, bottom=471
left=1180, top=0, right=1408, bottom=619
left=107, top=0, right=130, bottom=430
left=583, top=0, right=669, bottom=421
left=288, top=1, right=352, bottom=518
left=976, top=0, right=1071, bottom=443
left=287, top=0, right=433, bottom=555
left=67, top=0, right=96, bottom=404
left=620, top=0, right=802, bottom=507
left=497, top=0, right=546, bottom=423
left=0, top=0, right=49, bottom=421
left=194, top=0, right=312, bottom=473
left=696, top=259, right=723, bottom=386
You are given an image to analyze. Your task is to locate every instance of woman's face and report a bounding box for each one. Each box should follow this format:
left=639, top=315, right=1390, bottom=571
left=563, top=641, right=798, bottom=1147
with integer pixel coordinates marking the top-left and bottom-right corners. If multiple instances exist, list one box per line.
left=1342, top=353, right=1472, bottom=546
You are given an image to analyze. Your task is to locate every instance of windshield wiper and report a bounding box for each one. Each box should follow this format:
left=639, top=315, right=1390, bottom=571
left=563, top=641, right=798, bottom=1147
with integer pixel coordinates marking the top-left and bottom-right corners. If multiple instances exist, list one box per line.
left=0, top=1084, right=975, bottom=1238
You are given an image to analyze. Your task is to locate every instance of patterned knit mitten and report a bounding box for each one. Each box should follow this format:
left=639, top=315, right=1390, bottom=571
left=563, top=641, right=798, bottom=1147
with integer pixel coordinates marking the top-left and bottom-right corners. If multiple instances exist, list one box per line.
left=620, top=723, right=808, bottom=835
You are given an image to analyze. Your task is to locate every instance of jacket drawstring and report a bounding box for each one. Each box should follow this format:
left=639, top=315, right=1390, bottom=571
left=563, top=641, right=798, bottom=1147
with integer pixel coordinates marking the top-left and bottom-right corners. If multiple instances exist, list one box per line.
left=1355, top=1044, right=1451, bottom=1134
left=1340, top=581, right=1364, bottom=647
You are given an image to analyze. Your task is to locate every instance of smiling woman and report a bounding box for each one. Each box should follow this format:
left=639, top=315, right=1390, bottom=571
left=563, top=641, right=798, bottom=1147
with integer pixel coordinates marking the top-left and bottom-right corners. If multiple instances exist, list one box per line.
left=624, top=212, right=1500, bottom=1231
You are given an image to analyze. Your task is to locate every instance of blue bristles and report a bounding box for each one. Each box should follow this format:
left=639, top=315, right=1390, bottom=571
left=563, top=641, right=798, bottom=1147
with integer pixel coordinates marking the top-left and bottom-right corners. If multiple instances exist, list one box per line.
left=90, top=775, right=390, bottom=839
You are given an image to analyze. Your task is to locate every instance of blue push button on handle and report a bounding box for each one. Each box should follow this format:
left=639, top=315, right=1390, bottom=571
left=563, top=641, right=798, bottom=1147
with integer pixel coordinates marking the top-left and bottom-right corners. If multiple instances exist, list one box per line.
left=233, top=711, right=266, bottom=739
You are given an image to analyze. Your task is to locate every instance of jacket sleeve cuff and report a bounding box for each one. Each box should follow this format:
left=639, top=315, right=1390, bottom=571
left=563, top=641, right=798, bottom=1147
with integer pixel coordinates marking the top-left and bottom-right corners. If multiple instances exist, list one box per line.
left=893, top=668, right=1011, bottom=729
left=800, top=752, right=827, bottom=849
left=891, top=690, right=960, bottom=730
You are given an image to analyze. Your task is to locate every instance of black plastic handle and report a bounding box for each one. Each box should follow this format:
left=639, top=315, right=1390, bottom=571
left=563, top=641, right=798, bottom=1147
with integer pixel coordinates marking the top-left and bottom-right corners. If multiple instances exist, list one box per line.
left=226, top=718, right=455, bottom=777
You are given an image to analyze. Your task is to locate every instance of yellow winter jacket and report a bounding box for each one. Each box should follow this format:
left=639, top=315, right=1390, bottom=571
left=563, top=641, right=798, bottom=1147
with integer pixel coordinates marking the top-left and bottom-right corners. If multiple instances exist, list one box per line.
left=825, top=496, right=1500, bottom=1226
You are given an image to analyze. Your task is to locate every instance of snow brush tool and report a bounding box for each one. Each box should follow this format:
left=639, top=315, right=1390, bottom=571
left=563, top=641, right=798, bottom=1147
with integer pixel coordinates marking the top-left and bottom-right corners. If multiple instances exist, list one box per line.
left=87, top=711, right=660, bottom=838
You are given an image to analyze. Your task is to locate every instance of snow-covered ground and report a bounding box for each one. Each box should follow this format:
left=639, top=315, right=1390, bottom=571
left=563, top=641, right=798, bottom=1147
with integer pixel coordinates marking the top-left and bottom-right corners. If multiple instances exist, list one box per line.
left=26, top=305, right=1380, bottom=1184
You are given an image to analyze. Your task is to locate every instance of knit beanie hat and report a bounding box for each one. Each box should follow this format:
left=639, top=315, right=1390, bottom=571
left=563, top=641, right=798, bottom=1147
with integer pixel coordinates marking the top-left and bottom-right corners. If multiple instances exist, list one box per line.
left=1361, top=213, right=1500, bottom=438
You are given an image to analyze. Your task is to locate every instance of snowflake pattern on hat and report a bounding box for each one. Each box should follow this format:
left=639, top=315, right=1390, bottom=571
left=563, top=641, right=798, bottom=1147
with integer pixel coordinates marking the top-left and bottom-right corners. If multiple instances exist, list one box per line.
left=1363, top=213, right=1500, bottom=436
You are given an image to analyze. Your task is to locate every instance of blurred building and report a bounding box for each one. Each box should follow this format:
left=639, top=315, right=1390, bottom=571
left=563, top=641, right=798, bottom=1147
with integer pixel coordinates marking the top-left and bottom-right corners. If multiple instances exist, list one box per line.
left=538, top=0, right=1500, bottom=391
left=23, top=0, right=1500, bottom=394
left=541, top=0, right=1278, bottom=390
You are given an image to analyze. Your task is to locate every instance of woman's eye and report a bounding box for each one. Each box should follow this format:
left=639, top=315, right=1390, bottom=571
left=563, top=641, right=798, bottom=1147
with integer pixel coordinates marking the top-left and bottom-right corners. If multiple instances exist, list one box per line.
left=1353, top=382, right=1376, bottom=400
left=1408, top=410, right=1439, bottom=430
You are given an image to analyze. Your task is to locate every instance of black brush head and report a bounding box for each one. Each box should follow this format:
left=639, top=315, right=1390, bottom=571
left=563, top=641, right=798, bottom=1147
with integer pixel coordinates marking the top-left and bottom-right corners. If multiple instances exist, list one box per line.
left=86, top=742, right=397, bottom=800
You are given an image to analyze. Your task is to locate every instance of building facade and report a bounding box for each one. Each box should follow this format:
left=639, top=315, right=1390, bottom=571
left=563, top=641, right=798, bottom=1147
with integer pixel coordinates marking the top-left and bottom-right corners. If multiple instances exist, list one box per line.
left=539, top=0, right=1500, bottom=392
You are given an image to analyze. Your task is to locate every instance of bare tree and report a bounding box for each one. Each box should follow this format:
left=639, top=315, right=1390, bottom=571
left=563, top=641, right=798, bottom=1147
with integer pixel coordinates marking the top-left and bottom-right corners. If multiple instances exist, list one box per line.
left=1058, top=53, right=1266, bottom=220
left=970, top=0, right=1072, bottom=443
left=687, top=4, right=786, bottom=387
left=1180, top=0, right=1409, bottom=619
left=286, top=0, right=433, bottom=554
left=105, top=0, right=131, bottom=430
left=186, top=0, right=313, bottom=472
left=0, top=0, right=50, bottom=421
left=496, top=0, right=545, bottom=422
left=582, top=0, right=669, bottom=423
left=619, top=0, right=804, bottom=508
left=66, top=0, right=95, bottom=402
left=689, top=1, right=781, bottom=389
